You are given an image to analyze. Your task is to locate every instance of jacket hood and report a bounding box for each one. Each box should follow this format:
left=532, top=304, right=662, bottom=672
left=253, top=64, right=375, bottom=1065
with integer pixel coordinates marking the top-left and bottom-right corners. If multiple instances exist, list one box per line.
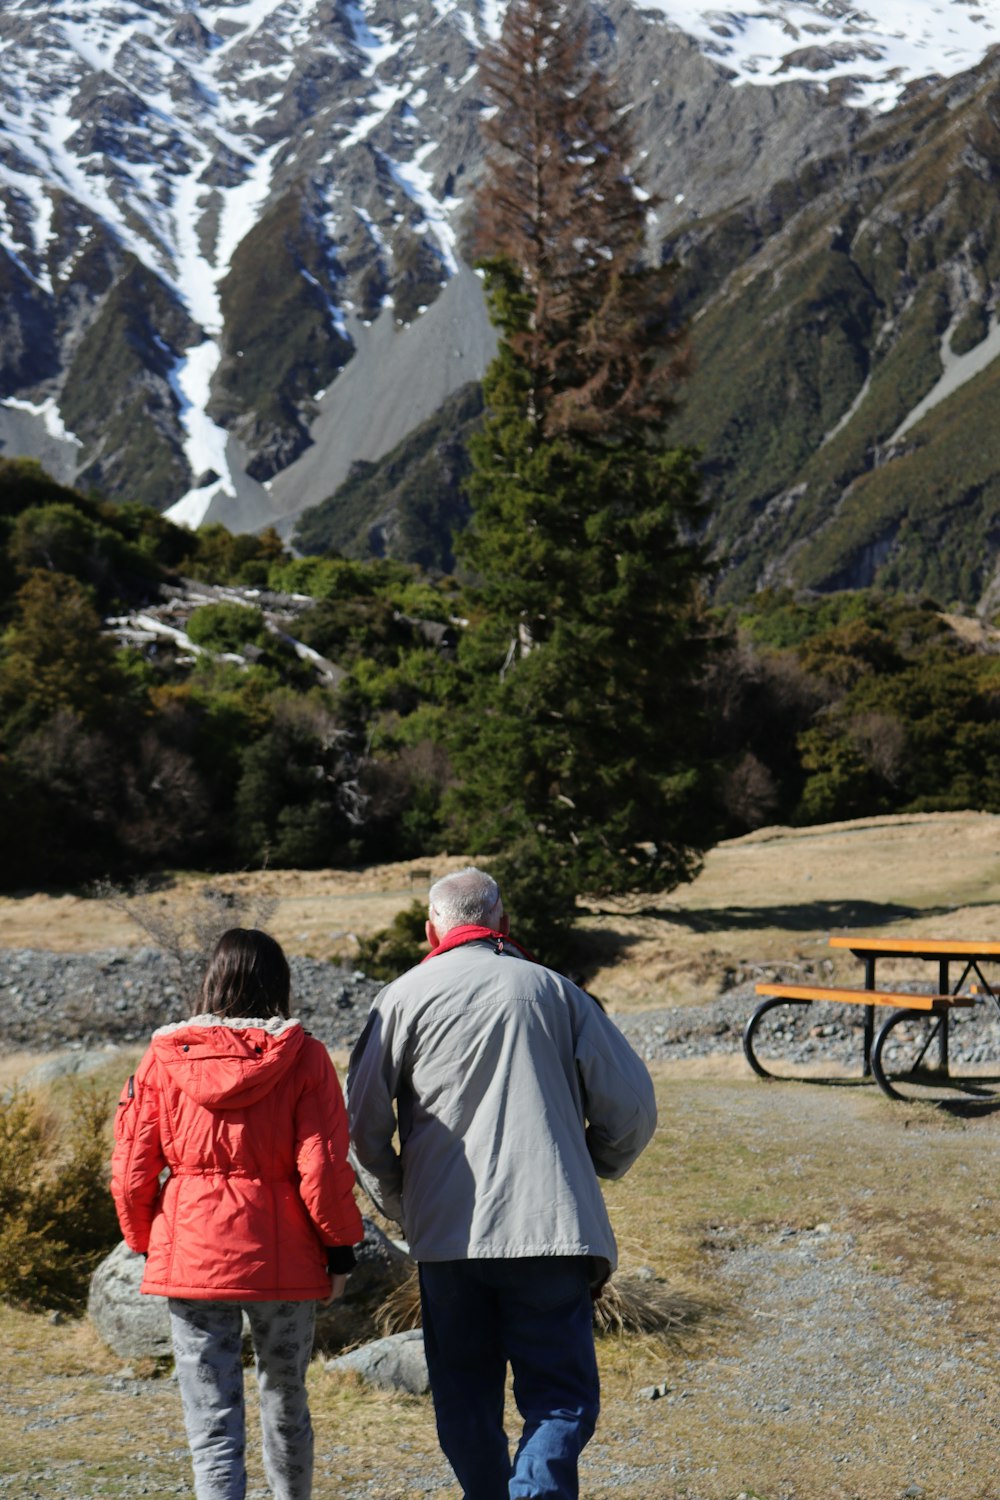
left=150, top=1014, right=306, bottom=1109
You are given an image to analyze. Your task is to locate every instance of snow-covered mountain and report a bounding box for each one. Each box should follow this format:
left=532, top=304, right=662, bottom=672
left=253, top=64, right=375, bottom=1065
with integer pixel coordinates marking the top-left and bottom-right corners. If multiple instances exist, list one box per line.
left=2, top=0, right=1000, bottom=536
left=657, top=1, right=1000, bottom=110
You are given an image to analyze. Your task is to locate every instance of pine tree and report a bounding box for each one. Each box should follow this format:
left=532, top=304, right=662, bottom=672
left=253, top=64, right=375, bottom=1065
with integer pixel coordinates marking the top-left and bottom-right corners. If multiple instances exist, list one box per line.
left=445, top=0, right=714, bottom=964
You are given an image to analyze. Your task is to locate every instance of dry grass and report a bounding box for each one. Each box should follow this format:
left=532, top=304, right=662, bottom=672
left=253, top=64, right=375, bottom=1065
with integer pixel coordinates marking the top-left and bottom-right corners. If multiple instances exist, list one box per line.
left=6, top=1065, right=1000, bottom=1497
left=0, top=857, right=471, bottom=961
left=376, top=1265, right=722, bottom=1350
left=5, top=812, right=1000, bottom=1014
left=591, top=1276, right=721, bottom=1346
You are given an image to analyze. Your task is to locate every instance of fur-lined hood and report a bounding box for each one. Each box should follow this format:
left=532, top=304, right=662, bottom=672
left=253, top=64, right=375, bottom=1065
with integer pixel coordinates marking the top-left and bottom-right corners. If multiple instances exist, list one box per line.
left=150, top=1014, right=306, bottom=1110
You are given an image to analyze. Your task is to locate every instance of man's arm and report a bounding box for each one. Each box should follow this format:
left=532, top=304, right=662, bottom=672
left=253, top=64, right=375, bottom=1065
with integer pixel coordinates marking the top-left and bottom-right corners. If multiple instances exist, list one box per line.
left=574, top=1002, right=657, bottom=1179
left=346, top=1001, right=407, bottom=1226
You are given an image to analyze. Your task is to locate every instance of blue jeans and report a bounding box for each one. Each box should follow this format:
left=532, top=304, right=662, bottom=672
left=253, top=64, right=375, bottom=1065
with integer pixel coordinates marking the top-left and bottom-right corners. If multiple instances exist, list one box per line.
left=418, top=1257, right=600, bottom=1500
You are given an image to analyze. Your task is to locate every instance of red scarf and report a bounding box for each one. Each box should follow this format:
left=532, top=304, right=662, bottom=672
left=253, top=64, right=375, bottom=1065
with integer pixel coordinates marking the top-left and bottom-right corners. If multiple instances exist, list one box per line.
left=422, top=924, right=538, bottom=964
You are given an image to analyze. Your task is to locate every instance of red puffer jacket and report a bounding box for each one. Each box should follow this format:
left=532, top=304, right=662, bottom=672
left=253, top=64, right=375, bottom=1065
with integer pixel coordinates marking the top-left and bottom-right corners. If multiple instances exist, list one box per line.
left=111, top=1015, right=363, bottom=1301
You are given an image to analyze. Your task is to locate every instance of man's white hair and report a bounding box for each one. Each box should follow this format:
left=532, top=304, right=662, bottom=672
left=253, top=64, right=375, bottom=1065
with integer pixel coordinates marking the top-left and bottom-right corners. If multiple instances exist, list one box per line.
left=429, top=867, right=503, bottom=935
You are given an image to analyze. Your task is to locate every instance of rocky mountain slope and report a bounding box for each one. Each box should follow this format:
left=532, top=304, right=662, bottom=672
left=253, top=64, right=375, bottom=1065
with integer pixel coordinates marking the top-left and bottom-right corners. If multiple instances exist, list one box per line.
left=668, top=43, right=1000, bottom=607
left=2, top=1, right=1000, bottom=599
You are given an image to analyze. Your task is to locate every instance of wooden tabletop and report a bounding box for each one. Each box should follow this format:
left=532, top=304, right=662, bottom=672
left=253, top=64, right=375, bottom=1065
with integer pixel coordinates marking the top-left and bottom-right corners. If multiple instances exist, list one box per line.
left=829, top=935, right=1000, bottom=958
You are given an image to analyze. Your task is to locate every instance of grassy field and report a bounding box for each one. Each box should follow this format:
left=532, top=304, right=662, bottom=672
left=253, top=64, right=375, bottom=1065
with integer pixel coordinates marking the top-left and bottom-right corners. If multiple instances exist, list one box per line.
left=3, top=1059, right=1000, bottom=1499
left=5, top=811, right=1000, bottom=1497
left=4, top=810, right=1000, bottom=1012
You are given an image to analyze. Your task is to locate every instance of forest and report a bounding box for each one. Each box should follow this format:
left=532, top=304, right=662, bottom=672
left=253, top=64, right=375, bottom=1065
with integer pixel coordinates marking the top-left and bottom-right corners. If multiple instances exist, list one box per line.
left=3, top=455, right=1000, bottom=912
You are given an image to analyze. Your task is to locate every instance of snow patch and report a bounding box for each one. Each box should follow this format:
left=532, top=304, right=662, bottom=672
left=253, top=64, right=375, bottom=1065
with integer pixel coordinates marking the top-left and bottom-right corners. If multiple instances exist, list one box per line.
left=643, top=0, right=1000, bottom=112
left=164, top=340, right=238, bottom=528
left=891, top=315, right=1000, bottom=441
left=386, top=140, right=460, bottom=275
left=1, top=395, right=82, bottom=446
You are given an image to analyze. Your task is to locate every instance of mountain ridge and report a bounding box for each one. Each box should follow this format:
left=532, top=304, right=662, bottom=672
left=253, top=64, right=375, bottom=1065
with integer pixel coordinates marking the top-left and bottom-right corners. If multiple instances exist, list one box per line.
left=665, top=42, right=1000, bottom=605
left=3, top=1, right=1000, bottom=602
left=0, top=0, right=896, bottom=509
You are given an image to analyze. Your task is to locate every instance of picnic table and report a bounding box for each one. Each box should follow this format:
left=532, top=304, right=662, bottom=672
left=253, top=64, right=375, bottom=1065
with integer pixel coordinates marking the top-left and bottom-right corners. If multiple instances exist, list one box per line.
left=744, top=935, right=1000, bottom=1101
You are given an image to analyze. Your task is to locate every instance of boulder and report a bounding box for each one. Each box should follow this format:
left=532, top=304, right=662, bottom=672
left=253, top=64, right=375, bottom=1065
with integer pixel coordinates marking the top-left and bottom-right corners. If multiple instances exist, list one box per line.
left=324, top=1328, right=428, bottom=1394
left=88, top=1241, right=171, bottom=1359
left=21, top=1047, right=123, bottom=1087
left=341, top=1216, right=412, bottom=1304
left=89, top=1219, right=414, bottom=1359
left=314, top=1216, right=415, bottom=1351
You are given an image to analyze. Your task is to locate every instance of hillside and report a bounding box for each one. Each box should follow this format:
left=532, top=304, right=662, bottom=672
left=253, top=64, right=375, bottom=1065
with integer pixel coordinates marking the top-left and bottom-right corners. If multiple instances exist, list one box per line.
left=296, top=41, right=1000, bottom=603
left=4, top=0, right=988, bottom=535
left=668, top=45, right=1000, bottom=607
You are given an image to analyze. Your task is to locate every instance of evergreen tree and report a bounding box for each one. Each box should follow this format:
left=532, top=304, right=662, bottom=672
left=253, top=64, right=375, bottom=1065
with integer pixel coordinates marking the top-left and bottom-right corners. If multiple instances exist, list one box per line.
left=447, top=0, right=713, bottom=963
left=0, top=571, right=126, bottom=732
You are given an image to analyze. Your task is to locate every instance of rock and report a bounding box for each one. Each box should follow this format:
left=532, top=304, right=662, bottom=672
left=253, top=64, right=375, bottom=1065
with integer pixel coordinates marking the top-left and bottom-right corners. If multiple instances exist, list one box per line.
left=0, top=947, right=381, bottom=1054
left=88, top=1241, right=172, bottom=1359
left=638, top=1382, right=670, bottom=1400
left=21, top=1047, right=122, bottom=1087
left=88, top=1241, right=257, bottom=1359
left=341, top=1217, right=413, bottom=1305
left=88, top=1221, right=412, bottom=1362
left=315, top=1217, right=415, bottom=1351
left=324, top=1328, right=428, bottom=1394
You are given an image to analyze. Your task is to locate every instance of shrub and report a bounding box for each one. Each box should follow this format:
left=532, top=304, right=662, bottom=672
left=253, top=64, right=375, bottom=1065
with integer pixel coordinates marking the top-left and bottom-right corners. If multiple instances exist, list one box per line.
left=0, top=1084, right=120, bottom=1311
left=355, top=900, right=428, bottom=980
left=186, top=601, right=270, bottom=655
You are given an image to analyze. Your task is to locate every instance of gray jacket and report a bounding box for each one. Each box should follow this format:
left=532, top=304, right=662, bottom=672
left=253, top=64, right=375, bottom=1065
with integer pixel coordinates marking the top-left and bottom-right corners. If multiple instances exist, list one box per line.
left=346, top=939, right=657, bottom=1276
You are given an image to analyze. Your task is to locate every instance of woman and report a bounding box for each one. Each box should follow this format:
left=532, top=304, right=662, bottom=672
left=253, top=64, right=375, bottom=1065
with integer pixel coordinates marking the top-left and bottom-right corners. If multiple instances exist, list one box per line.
left=111, top=928, right=363, bottom=1500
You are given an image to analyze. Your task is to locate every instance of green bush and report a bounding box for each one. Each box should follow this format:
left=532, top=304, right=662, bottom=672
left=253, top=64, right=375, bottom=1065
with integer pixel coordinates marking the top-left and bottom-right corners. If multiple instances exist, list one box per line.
left=0, top=1084, right=120, bottom=1311
left=186, top=601, right=271, bottom=654
left=188, top=523, right=285, bottom=585
left=355, top=900, right=428, bottom=980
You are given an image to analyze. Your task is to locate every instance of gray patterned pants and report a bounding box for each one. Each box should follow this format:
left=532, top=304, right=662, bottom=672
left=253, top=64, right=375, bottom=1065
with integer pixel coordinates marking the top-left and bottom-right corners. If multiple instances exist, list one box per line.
left=168, top=1298, right=317, bottom=1500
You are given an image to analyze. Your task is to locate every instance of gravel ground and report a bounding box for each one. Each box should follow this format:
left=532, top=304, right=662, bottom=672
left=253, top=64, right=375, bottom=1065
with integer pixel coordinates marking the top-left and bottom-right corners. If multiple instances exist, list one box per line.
left=7, top=947, right=1000, bottom=1497
left=0, top=945, right=754, bottom=1060
left=581, top=1219, right=1000, bottom=1499
left=5, top=946, right=1000, bottom=1080
left=0, top=948, right=382, bottom=1055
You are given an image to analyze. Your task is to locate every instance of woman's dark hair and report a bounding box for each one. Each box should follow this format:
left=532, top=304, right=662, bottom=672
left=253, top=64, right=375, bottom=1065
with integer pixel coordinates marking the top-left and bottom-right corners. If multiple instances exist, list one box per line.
left=198, top=928, right=291, bottom=1020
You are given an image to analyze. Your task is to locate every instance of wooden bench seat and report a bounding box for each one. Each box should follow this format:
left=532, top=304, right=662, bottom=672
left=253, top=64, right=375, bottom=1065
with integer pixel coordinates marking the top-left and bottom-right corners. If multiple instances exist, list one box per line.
left=753, top=982, right=974, bottom=1011
left=745, top=982, right=976, bottom=1083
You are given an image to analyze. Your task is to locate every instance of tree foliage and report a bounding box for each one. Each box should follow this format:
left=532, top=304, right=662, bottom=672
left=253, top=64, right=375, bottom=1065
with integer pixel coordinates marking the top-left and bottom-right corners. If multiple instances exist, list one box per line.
left=444, top=0, right=712, bottom=960
left=0, top=459, right=457, bottom=887
left=706, top=590, right=1000, bottom=833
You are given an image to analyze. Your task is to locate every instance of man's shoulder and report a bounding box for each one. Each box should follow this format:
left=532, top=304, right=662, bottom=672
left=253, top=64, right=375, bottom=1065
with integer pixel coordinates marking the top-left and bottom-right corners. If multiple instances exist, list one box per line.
left=375, top=944, right=564, bottom=1008
left=372, top=943, right=600, bottom=1012
left=373, top=957, right=442, bottom=1009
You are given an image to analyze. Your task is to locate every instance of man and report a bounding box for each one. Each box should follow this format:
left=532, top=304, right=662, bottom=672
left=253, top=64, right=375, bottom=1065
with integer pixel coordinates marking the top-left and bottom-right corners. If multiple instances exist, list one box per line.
left=347, top=866, right=657, bottom=1500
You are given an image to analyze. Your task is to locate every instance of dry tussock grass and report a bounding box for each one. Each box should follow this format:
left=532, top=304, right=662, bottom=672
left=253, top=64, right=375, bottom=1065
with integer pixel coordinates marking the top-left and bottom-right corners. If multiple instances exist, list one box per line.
left=375, top=1267, right=722, bottom=1352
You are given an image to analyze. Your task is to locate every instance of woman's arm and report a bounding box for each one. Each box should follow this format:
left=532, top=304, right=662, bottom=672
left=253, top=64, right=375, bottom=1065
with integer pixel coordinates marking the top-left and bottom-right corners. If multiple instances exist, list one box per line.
left=295, top=1041, right=365, bottom=1251
left=110, top=1053, right=167, bottom=1254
